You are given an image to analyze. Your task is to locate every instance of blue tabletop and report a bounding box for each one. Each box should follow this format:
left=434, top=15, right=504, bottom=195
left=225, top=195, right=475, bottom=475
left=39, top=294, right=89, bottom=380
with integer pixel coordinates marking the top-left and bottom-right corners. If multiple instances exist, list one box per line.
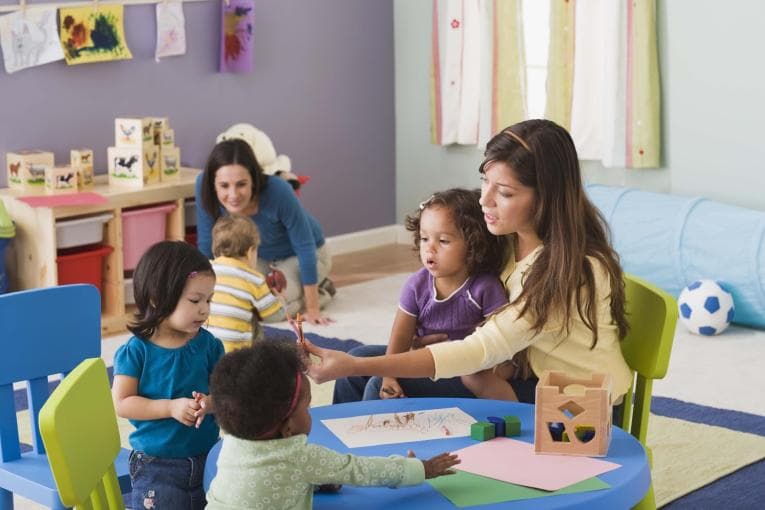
left=204, top=398, right=650, bottom=509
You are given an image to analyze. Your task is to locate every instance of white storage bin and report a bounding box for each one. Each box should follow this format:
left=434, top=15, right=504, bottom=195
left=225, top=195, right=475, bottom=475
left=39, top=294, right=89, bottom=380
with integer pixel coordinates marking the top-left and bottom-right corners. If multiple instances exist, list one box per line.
left=185, top=199, right=197, bottom=228
left=56, top=213, right=114, bottom=249
left=124, top=277, right=135, bottom=305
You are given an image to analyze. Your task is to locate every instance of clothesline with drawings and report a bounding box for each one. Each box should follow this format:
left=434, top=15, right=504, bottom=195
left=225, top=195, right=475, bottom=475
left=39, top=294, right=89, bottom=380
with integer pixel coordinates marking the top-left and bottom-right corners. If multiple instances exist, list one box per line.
left=0, top=0, right=209, bottom=15
left=321, top=407, right=477, bottom=448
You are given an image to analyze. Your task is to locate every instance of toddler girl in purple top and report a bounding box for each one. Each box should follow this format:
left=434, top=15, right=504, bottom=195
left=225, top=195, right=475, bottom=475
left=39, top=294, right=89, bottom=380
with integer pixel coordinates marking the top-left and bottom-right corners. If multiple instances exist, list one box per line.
left=333, top=188, right=520, bottom=402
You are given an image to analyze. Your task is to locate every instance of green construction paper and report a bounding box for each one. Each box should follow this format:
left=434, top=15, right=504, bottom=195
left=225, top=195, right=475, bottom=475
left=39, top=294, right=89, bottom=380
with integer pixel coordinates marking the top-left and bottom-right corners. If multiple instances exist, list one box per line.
left=427, top=470, right=610, bottom=508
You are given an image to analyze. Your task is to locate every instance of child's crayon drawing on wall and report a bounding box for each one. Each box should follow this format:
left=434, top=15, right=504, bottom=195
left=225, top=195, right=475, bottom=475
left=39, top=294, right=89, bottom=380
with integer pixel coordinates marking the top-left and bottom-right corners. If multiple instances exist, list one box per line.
left=220, top=0, right=254, bottom=73
left=59, top=4, right=132, bottom=65
left=0, top=8, right=64, bottom=74
left=321, top=407, right=476, bottom=448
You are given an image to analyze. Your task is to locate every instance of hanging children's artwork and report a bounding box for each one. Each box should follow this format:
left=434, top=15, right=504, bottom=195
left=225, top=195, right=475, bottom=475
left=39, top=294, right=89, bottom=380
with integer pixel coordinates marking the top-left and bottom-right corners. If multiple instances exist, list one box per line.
left=219, top=0, right=254, bottom=73
left=59, top=4, right=132, bottom=65
left=0, top=8, right=64, bottom=74
left=155, top=1, right=186, bottom=61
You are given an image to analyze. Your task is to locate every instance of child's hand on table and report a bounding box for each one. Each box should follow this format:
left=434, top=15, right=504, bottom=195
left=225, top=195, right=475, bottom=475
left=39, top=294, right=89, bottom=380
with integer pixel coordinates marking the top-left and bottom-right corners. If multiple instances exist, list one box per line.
left=408, top=450, right=460, bottom=479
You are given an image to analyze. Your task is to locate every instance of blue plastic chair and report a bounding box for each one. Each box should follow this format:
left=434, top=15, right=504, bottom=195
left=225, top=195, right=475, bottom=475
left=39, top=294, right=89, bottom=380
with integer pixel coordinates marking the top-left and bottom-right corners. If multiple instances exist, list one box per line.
left=0, top=285, right=130, bottom=509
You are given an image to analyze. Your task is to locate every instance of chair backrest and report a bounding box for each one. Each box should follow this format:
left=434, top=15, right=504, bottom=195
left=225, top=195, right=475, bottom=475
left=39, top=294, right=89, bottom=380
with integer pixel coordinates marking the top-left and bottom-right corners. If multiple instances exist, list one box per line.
left=0, top=284, right=101, bottom=461
left=39, top=358, right=124, bottom=509
left=619, top=274, right=678, bottom=444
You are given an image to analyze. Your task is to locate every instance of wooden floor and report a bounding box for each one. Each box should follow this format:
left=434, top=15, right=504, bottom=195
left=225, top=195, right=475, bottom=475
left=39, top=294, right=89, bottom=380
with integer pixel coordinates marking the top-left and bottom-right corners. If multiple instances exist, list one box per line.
left=328, top=244, right=421, bottom=288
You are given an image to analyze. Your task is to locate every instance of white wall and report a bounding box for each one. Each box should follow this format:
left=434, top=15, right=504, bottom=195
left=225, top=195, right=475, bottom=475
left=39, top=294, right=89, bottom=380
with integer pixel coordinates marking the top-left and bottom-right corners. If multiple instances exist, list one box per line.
left=394, top=0, right=765, bottom=221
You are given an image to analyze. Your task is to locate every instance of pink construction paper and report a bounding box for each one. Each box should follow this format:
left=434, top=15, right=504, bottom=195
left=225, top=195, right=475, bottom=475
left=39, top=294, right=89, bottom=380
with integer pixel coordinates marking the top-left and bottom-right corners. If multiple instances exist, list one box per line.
left=453, top=437, right=621, bottom=491
left=17, top=192, right=107, bottom=208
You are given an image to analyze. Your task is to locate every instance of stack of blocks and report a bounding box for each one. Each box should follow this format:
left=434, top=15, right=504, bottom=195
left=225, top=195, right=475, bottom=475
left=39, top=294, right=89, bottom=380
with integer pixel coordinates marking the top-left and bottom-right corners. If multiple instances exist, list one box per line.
left=470, top=415, right=521, bottom=441
left=108, top=117, right=181, bottom=188
left=534, top=370, right=613, bottom=457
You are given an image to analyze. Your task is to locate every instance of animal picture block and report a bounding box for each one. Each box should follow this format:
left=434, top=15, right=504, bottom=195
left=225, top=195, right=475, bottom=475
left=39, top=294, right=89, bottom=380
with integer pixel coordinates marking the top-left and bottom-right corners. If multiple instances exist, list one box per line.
left=45, top=165, right=77, bottom=194
left=152, top=117, right=169, bottom=145
left=77, top=165, right=95, bottom=190
left=108, top=145, right=159, bottom=188
left=70, top=148, right=93, bottom=168
left=534, top=370, right=613, bottom=457
left=6, top=149, right=54, bottom=192
left=160, top=128, right=175, bottom=148
left=160, top=146, right=180, bottom=182
left=115, top=117, right=153, bottom=148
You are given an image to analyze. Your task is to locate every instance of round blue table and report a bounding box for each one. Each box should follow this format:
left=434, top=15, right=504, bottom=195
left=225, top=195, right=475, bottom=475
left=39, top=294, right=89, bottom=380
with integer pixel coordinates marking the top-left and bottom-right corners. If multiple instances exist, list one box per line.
left=204, top=398, right=650, bottom=509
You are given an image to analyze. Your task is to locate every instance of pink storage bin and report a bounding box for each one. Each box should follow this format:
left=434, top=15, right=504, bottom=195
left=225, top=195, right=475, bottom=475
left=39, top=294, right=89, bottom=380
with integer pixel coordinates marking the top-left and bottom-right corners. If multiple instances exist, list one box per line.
left=121, top=202, right=176, bottom=270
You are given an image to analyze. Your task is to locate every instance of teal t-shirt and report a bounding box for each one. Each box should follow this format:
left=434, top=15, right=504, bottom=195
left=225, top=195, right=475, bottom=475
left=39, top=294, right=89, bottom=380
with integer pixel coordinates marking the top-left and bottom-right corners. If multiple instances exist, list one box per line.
left=114, top=328, right=224, bottom=458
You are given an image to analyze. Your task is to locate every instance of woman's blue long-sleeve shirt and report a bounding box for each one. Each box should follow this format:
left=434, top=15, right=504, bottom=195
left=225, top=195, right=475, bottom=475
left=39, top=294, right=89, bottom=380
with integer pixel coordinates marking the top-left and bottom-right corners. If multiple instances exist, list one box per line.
left=195, top=174, right=325, bottom=285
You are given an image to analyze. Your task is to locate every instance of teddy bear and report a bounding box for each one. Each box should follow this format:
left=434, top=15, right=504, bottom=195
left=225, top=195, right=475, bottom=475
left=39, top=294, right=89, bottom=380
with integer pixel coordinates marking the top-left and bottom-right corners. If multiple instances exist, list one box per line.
left=216, top=123, right=308, bottom=193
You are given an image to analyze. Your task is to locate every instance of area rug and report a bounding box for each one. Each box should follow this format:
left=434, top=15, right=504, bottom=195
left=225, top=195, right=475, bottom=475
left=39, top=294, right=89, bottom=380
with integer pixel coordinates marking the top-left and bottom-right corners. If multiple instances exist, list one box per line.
left=13, top=273, right=765, bottom=508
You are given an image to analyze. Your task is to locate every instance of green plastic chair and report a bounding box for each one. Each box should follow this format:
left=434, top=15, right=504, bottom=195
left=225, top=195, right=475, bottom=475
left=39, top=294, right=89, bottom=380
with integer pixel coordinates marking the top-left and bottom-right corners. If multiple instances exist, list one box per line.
left=39, top=358, right=125, bottom=510
left=620, top=274, right=678, bottom=510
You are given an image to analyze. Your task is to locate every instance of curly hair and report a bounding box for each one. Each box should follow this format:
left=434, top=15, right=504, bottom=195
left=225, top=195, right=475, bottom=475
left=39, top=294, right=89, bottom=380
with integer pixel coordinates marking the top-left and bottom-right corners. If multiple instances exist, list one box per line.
left=212, top=215, right=260, bottom=258
left=128, top=241, right=214, bottom=340
left=405, top=188, right=506, bottom=275
left=210, top=340, right=306, bottom=440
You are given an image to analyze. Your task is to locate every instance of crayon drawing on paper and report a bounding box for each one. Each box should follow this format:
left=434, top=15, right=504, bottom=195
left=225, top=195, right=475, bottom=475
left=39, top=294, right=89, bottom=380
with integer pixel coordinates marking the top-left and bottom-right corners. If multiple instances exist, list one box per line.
left=321, top=407, right=476, bottom=448
left=0, top=8, right=63, bottom=74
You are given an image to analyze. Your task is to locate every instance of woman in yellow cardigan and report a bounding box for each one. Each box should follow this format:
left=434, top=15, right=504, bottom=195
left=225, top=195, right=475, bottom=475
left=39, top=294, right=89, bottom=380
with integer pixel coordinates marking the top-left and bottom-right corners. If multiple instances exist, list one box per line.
left=306, top=119, right=632, bottom=406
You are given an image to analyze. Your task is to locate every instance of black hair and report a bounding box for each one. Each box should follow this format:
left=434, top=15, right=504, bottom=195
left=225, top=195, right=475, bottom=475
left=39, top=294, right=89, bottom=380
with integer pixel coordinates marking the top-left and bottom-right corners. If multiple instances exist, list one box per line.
left=210, top=341, right=306, bottom=440
left=405, top=188, right=506, bottom=275
left=200, top=139, right=269, bottom=221
left=128, top=240, right=214, bottom=339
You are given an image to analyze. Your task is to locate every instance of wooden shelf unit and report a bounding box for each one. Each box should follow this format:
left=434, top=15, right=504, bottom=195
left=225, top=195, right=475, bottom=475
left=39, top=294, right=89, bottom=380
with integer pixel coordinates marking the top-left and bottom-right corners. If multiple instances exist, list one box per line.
left=0, top=167, right=200, bottom=336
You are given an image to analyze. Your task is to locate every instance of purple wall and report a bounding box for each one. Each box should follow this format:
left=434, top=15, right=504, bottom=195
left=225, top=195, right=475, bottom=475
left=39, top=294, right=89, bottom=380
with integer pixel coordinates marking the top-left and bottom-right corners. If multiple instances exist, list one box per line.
left=0, top=1, right=395, bottom=235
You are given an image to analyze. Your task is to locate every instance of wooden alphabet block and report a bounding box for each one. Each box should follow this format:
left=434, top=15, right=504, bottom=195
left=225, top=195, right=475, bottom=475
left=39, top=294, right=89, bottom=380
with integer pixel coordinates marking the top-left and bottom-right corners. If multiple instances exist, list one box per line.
left=70, top=148, right=94, bottom=168
left=108, top=145, right=159, bottom=188
left=77, top=165, right=95, bottom=190
left=534, top=370, right=613, bottom=457
left=115, top=117, right=153, bottom=148
left=470, top=421, right=496, bottom=441
left=45, top=165, right=78, bottom=194
left=160, top=146, right=180, bottom=182
left=6, top=150, right=54, bottom=192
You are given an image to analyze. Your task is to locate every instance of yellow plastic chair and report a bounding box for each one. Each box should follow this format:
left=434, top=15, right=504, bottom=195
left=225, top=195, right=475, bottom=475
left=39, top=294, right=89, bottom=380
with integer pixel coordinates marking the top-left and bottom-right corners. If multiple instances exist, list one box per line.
left=620, top=274, right=678, bottom=510
left=39, top=358, right=125, bottom=510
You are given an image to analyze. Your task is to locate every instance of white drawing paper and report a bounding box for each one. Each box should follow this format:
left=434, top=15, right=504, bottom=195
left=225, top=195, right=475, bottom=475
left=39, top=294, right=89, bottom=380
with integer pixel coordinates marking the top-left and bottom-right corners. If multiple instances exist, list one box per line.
left=155, top=1, right=186, bottom=61
left=0, top=8, right=64, bottom=74
left=321, top=407, right=476, bottom=448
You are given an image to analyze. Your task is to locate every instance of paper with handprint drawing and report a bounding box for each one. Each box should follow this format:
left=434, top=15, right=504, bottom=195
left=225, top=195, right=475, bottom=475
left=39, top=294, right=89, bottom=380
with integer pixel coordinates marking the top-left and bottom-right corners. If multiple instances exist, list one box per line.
left=0, top=8, right=64, bottom=74
left=156, top=1, right=186, bottom=61
left=59, top=4, right=132, bottom=65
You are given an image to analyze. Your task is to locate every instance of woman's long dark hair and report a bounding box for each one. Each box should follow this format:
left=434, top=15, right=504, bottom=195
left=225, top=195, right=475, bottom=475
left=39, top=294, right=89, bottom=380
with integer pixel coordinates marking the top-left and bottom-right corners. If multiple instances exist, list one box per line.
left=480, top=119, right=628, bottom=346
left=200, top=139, right=269, bottom=220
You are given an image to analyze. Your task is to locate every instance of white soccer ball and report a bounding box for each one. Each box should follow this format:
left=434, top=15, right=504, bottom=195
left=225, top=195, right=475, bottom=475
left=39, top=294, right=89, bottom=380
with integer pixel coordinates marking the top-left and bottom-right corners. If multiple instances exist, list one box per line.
left=678, top=280, right=735, bottom=336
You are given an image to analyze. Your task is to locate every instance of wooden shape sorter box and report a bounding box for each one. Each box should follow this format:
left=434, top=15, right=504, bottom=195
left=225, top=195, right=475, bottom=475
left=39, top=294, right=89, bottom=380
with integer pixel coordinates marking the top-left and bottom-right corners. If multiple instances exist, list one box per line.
left=0, top=167, right=200, bottom=335
left=534, top=370, right=613, bottom=457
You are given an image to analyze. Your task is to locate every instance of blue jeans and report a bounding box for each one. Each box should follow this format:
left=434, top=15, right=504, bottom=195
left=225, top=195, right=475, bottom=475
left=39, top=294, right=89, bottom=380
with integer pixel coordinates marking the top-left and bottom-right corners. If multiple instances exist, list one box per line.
left=332, top=344, right=477, bottom=402
left=129, top=450, right=207, bottom=510
left=332, top=344, right=543, bottom=404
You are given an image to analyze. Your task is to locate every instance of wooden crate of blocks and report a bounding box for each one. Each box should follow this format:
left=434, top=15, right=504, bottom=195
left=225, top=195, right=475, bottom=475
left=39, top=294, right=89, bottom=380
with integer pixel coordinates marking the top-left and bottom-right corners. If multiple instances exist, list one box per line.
left=6, top=150, right=54, bottom=192
left=44, top=165, right=78, bottom=194
left=70, top=149, right=95, bottom=190
left=534, top=370, right=613, bottom=457
left=109, top=117, right=160, bottom=187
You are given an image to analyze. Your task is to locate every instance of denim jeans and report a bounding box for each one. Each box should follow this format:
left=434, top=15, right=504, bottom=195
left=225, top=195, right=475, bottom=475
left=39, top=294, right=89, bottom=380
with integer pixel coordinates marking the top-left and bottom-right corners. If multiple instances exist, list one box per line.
left=129, top=450, right=207, bottom=510
left=332, top=344, right=544, bottom=404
